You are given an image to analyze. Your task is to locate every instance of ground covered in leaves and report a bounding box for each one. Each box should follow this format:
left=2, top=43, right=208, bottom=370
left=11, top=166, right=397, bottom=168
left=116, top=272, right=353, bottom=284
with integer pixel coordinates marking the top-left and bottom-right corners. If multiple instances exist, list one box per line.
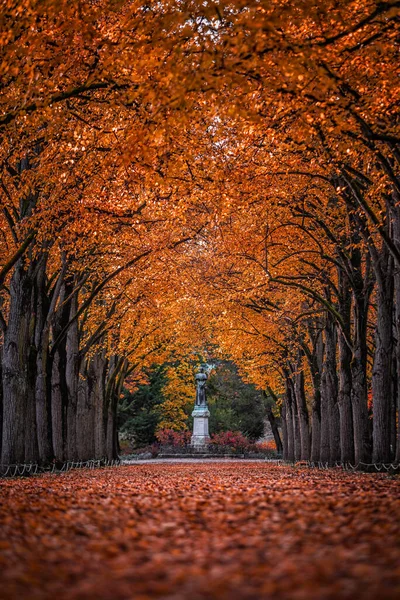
left=0, top=463, right=399, bottom=600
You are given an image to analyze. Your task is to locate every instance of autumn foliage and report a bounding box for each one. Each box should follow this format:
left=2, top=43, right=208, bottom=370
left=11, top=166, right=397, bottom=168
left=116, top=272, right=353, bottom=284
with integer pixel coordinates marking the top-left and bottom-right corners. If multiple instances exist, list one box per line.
left=1, top=0, right=400, bottom=468
left=209, top=430, right=251, bottom=452
left=0, top=463, right=399, bottom=599
left=155, top=429, right=192, bottom=447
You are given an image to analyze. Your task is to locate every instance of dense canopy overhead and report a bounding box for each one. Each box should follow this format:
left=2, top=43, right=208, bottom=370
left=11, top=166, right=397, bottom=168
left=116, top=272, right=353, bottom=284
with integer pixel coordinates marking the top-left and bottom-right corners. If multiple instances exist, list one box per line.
left=1, top=0, right=399, bottom=466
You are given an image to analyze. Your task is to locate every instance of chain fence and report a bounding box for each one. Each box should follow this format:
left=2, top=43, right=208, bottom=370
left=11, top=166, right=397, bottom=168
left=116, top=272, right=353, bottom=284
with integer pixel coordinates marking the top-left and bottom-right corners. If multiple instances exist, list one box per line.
left=0, top=458, right=121, bottom=478
left=306, top=460, right=400, bottom=472
left=1, top=457, right=399, bottom=478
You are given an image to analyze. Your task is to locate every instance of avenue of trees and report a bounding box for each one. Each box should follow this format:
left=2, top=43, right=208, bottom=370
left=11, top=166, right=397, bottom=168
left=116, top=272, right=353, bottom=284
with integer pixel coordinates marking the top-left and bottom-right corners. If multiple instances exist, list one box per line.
left=0, top=0, right=399, bottom=467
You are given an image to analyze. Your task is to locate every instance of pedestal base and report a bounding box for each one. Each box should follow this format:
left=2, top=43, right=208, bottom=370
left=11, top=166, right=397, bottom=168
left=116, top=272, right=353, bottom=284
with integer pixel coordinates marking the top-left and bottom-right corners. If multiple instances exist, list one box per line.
left=191, top=407, right=210, bottom=448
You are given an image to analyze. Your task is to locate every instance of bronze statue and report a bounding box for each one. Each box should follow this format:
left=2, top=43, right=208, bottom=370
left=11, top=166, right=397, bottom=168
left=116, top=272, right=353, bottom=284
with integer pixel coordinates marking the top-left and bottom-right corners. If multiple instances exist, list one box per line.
left=195, top=366, right=208, bottom=407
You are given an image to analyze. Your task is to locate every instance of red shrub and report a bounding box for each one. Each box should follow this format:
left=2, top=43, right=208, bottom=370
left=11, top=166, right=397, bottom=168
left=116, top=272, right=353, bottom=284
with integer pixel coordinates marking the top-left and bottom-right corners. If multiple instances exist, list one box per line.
left=156, top=429, right=192, bottom=447
left=209, top=431, right=250, bottom=452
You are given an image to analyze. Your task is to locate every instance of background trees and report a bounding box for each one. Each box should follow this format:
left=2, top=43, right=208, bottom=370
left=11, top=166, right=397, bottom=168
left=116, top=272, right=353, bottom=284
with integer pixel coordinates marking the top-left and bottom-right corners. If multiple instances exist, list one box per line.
left=118, top=359, right=271, bottom=448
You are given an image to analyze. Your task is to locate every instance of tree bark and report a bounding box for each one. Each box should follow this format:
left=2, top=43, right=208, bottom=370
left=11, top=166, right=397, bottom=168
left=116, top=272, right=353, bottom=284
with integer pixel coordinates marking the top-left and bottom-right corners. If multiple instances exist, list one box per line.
left=337, top=272, right=354, bottom=464
left=319, top=358, right=330, bottom=465
left=266, top=404, right=283, bottom=454
left=393, top=196, right=400, bottom=464
left=284, top=374, right=295, bottom=462
left=66, top=290, right=79, bottom=460
left=1, top=258, right=38, bottom=464
left=351, top=296, right=372, bottom=465
left=34, top=254, right=53, bottom=464
left=395, top=268, right=400, bottom=464
left=323, top=315, right=340, bottom=464
left=309, top=327, right=323, bottom=463
left=0, top=346, right=2, bottom=455
left=372, top=247, right=393, bottom=464
left=281, top=402, right=288, bottom=460
left=51, top=277, right=73, bottom=462
left=80, top=352, right=106, bottom=460
left=294, top=355, right=310, bottom=461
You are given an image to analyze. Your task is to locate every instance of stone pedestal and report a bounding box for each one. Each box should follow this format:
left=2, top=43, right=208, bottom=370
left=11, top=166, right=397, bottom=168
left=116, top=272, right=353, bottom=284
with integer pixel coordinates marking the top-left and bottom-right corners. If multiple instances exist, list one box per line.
left=191, top=407, right=210, bottom=448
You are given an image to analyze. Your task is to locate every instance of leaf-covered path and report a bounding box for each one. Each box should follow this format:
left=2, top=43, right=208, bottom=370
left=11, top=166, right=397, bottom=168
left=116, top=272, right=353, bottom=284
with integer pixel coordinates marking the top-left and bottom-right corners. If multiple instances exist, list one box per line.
left=0, top=463, right=399, bottom=600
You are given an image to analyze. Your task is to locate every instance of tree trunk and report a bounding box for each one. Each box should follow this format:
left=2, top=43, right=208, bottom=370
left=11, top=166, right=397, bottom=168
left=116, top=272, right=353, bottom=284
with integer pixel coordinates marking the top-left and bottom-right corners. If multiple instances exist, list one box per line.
left=337, top=273, right=354, bottom=464
left=104, top=356, right=123, bottom=460
left=310, top=329, right=323, bottom=463
left=281, top=402, right=288, bottom=460
left=294, top=357, right=310, bottom=460
left=393, top=198, right=400, bottom=463
left=77, top=352, right=107, bottom=460
left=351, top=297, right=372, bottom=464
left=324, top=317, right=340, bottom=464
left=66, top=291, right=79, bottom=460
left=319, top=367, right=330, bottom=465
left=1, top=259, right=38, bottom=464
left=390, top=352, right=397, bottom=461
left=25, top=286, right=39, bottom=463
left=0, top=346, right=2, bottom=455
left=338, top=333, right=354, bottom=464
left=396, top=269, right=400, bottom=463
left=51, top=346, right=64, bottom=462
left=284, top=375, right=295, bottom=462
left=265, top=404, right=283, bottom=453
left=34, top=255, right=53, bottom=464
left=372, top=250, right=393, bottom=464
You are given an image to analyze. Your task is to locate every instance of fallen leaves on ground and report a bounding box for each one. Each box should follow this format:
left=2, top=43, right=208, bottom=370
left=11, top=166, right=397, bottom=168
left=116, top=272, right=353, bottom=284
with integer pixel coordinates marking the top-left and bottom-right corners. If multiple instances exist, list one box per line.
left=0, top=463, right=399, bottom=599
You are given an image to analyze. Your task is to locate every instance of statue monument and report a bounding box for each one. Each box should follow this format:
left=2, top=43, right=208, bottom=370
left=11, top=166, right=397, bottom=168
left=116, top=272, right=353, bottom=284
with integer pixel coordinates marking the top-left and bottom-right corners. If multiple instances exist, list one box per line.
left=191, top=366, right=210, bottom=448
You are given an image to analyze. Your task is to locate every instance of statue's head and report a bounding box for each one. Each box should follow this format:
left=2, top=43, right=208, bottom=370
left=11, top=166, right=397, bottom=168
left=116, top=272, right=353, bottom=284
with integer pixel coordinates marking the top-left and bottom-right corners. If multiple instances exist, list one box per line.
left=196, top=365, right=208, bottom=380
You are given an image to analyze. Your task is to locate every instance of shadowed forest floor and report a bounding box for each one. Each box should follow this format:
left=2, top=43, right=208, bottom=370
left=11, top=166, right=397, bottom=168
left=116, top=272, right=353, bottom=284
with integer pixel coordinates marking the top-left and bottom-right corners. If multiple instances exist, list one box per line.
left=0, top=463, right=399, bottom=600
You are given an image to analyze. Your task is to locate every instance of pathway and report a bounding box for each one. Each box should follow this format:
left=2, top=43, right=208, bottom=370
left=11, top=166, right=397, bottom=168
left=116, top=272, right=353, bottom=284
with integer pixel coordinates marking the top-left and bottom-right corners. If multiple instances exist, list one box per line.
left=0, top=462, right=399, bottom=599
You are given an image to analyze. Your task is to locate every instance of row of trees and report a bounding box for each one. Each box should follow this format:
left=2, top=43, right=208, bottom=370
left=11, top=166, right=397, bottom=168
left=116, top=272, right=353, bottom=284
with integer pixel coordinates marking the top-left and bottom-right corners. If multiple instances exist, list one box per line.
left=161, top=0, right=400, bottom=466
left=0, top=0, right=217, bottom=464
left=1, top=0, right=399, bottom=465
